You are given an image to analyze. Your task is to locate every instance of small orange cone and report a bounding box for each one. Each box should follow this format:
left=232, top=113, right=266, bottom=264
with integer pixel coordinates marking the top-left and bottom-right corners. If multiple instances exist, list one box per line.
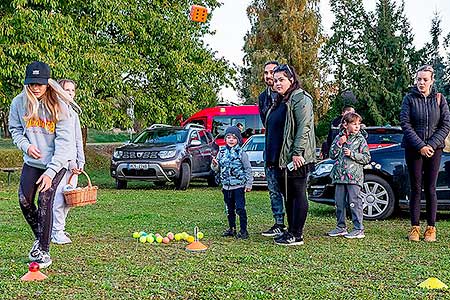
left=185, top=226, right=208, bottom=252
left=21, top=262, right=47, bottom=281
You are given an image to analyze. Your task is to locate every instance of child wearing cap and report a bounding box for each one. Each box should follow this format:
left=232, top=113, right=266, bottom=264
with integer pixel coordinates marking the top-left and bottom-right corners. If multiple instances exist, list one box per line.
left=8, top=61, right=78, bottom=268
left=211, top=126, right=253, bottom=239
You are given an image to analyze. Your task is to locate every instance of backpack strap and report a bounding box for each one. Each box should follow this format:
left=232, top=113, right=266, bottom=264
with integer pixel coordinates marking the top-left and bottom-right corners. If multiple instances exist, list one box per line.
left=437, top=93, right=442, bottom=106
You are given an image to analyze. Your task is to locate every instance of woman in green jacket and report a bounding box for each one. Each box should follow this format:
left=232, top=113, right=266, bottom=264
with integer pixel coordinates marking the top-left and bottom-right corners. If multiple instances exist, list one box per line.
left=265, top=64, right=316, bottom=246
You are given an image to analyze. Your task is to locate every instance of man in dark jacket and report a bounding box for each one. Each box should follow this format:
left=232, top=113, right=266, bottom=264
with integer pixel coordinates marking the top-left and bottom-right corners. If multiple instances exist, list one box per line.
left=258, top=61, right=287, bottom=237
left=321, top=105, right=355, bottom=159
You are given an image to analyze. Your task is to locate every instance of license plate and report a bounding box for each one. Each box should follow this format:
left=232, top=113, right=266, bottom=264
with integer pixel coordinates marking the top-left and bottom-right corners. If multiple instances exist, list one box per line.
left=129, top=163, right=149, bottom=170
left=252, top=171, right=265, bottom=178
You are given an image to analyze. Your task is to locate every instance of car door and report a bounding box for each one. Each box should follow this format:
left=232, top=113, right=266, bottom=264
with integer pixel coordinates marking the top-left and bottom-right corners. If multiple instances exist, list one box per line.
left=437, top=151, right=450, bottom=204
left=198, top=130, right=213, bottom=172
left=188, top=131, right=201, bottom=173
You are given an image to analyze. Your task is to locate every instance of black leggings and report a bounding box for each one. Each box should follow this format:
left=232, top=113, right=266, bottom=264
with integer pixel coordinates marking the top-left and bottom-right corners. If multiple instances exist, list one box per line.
left=277, top=166, right=311, bottom=237
left=405, top=148, right=442, bottom=226
left=19, top=164, right=66, bottom=252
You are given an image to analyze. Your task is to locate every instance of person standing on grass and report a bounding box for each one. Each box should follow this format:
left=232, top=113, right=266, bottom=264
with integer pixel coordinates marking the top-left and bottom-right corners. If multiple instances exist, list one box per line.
left=258, top=61, right=288, bottom=238
left=212, top=126, right=253, bottom=239
left=400, top=65, right=450, bottom=242
left=51, top=79, right=85, bottom=245
left=8, top=61, right=76, bottom=268
left=266, top=64, right=316, bottom=246
left=327, top=112, right=370, bottom=239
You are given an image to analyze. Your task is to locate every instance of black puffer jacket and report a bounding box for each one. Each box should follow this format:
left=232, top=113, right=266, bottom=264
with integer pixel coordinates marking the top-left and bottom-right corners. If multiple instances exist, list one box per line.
left=400, top=87, right=450, bottom=151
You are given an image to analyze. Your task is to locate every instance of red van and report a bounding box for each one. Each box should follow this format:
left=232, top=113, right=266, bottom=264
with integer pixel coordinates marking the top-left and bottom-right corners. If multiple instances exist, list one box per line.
left=182, top=105, right=264, bottom=146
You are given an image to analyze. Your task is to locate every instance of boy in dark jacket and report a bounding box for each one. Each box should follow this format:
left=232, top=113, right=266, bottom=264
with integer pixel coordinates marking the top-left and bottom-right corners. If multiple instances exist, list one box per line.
left=212, top=126, right=253, bottom=239
left=327, top=112, right=371, bottom=239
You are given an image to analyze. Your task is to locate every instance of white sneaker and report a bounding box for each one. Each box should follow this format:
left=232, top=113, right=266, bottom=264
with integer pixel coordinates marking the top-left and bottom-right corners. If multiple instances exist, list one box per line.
left=36, top=251, right=52, bottom=269
left=52, top=231, right=72, bottom=244
left=29, top=239, right=41, bottom=261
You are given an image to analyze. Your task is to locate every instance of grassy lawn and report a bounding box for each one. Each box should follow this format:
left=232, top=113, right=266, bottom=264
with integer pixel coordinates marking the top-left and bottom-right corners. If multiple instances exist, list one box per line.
left=2, top=175, right=450, bottom=299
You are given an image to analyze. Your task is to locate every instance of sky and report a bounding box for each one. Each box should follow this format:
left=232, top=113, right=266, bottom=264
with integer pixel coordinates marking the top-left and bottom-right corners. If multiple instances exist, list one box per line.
left=203, top=0, right=450, bottom=101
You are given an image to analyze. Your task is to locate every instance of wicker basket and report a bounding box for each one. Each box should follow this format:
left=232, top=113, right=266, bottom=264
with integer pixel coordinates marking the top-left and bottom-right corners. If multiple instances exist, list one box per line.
left=63, top=170, right=98, bottom=207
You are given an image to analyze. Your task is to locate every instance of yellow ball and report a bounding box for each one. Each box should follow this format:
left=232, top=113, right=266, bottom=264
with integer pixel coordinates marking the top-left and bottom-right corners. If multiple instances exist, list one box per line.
left=146, top=235, right=154, bottom=243
left=139, top=236, right=147, bottom=243
left=156, top=236, right=163, bottom=243
left=132, top=232, right=140, bottom=239
left=181, top=232, right=189, bottom=240
left=197, top=232, right=204, bottom=240
left=174, top=233, right=182, bottom=241
left=186, top=235, right=195, bottom=243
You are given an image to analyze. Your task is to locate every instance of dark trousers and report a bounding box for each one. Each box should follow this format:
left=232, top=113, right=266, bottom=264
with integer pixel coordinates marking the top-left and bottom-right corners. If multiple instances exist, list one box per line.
left=277, top=168, right=310, bottom=238
left=19, top=164, right=66, bottom=252
left=405, top=148, right=442, bottom=226
left=223, top=188, right=247, bottom=233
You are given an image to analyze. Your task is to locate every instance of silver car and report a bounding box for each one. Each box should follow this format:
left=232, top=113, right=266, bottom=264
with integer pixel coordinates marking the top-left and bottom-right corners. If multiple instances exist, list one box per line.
left=242, top=134, right=266, bottom=187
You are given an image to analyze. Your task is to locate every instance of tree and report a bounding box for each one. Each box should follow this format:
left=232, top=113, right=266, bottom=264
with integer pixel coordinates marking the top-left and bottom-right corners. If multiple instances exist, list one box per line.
left=420, top=12, right=448, bottom=98
left=241, top=0, right=324, bottom=114
left=0, top=0, right=234, bottom=138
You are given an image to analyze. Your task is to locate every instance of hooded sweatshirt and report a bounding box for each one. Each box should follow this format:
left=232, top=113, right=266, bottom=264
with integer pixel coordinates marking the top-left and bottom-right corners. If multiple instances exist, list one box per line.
left=9, top=92, right=74, bottom=179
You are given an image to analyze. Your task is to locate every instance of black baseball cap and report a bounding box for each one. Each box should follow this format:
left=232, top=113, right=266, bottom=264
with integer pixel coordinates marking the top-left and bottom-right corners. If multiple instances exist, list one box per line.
left=24, top=61, right=51, bottom=85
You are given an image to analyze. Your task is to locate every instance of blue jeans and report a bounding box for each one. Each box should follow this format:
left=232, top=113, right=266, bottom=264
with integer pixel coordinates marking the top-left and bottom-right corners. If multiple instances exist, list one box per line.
left=223, top=188, right=247, bottom=233
left=266, top=166, right=285, bottom=224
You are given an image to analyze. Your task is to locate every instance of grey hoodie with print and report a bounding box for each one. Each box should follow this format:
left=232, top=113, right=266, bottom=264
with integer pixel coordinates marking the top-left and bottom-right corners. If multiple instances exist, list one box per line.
left=9, top=92, right=74, bottom=179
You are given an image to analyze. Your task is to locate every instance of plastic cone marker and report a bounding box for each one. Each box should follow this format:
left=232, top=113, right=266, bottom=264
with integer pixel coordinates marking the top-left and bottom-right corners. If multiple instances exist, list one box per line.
left=418, top=277, right=448, bottom=289
left=21, top=262, right=48, bottom=281
left=186, top=226, right=208, bottom=252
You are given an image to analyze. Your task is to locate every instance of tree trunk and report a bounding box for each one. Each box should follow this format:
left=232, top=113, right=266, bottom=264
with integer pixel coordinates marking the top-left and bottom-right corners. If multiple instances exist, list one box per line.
left=82, top=127, right=88, bottom=149
left=1, top=111, right=11, bottom=138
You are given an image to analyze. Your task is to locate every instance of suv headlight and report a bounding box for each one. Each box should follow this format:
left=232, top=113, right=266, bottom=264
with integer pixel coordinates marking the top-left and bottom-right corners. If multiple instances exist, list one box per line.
left=314, top=163, right=334, bottom=176
left=159, top=150, right=176, bottom=159
left=113, top=150, right=123, bottom=159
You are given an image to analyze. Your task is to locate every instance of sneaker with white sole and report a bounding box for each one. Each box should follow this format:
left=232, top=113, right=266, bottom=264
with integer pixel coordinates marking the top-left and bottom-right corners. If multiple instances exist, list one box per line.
left=274, top=232, right=304, bottom=246
left=344, top=229, right=365, bottom=239
left=52, top=231, right=72, bottom=244
left=36, top=251, right=52, bottom=269
left=262, top=224, right=287, bottom=237
left=327, top=227, right=348, bottom=237
left=28, top=240, right=41, bottom=262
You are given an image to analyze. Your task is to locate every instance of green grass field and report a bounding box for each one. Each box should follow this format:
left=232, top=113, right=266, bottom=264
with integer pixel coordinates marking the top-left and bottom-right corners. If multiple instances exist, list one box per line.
left=2, top=177, right=450, bottom=299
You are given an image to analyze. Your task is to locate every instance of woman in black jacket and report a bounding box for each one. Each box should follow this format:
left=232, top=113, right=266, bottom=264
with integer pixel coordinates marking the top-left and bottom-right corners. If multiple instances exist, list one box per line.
left=400, top=65, right=450, bottom=242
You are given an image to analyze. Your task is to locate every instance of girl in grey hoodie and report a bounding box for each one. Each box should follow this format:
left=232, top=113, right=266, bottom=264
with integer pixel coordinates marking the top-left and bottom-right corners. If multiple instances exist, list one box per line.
left=8, top=61, right=77, bottom=268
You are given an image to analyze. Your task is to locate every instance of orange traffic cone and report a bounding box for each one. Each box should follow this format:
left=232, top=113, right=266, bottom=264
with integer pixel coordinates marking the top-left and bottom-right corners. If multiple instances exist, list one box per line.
left=185, top=226, right=208, bottom=252
left=21, top=262, right=47, bottom=281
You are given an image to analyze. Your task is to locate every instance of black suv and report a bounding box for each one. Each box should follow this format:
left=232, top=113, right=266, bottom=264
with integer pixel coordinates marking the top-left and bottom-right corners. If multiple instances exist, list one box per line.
left=110, top=124, right=217, bottom=190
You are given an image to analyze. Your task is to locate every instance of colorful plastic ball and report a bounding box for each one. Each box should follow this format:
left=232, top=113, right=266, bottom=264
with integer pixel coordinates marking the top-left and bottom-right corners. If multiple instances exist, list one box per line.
left=156, top=236, right=163, bottom=243
left=167, top=232, right=174, bottom=240
left=132, top=232, right=140, bottom=239
left=181, top=232, right=189, bottom=240
left=197, top=232, right=204, bottom=240
left=139, top=231, right=147, bottom=237
left=139, top=236, right=147, bottom=243
left=186, top=235, right=195, bottom=243
left=162, top=237, right=170, bottom=244
left=174, top=233, right=182, bottom=241
left=146, top=235, right=155, bottom=243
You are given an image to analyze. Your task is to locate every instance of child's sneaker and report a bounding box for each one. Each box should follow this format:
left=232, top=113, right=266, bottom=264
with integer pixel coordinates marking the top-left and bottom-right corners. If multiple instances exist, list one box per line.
left=344, top=229, right=365, bottom=239
left=274, top=232, right=304, bottom=246
left=327, top=227, right=348, bottom=237
left=28, top=240, right=41, bottom=262
left=237, top=230, right=249, bottom=239
left=261, top=224, right=287, bottom=237
left=36, top=251, right=52, bottom=269
left=222, top=228, right=236, bottom=237
left=52, top=231, right=72, bottom=244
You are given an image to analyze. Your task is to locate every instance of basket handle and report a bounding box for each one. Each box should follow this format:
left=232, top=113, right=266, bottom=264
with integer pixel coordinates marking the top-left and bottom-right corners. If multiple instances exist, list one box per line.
left=67, top=170, right=92, bottom=188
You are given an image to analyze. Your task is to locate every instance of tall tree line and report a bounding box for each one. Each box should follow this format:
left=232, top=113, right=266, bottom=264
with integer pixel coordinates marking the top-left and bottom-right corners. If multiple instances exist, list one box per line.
left=0, top=0, right=234, bottom=138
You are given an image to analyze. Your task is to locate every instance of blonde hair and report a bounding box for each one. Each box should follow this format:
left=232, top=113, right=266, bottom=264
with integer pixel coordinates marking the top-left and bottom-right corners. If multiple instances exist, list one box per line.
left=24, top=78, right=80, bottom=121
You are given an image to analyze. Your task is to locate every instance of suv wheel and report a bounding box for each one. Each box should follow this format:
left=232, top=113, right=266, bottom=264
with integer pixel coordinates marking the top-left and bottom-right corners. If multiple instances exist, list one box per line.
left=360, top=174, right=395, bottom=220
left=175, top=162, right=191, bottom=190
left=116, top=179, right=127, bottom=189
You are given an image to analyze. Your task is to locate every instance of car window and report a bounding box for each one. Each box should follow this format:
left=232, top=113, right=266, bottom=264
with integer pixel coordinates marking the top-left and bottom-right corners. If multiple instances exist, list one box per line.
left=190, top=131, right=200, bottom=142
left=366, top=130, right=403, bottom=145
left=212, top=115, right=263, bottom=137
left=198, top=130, right=209, bottom=144
left=243, top=135, right=265, bottom=151
left=133, top=129, right=188, bottom=144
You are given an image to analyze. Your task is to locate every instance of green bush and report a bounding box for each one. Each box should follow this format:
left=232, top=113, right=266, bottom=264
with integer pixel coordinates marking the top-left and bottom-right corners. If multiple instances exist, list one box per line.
left=0, top=149, right=23, bottom=168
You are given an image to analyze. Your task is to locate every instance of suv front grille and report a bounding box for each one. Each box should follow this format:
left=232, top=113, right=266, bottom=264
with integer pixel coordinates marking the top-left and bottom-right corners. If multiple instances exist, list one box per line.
left=122, top=151, right=158, bottom=159
left=123, top=169, right=157, bottom=177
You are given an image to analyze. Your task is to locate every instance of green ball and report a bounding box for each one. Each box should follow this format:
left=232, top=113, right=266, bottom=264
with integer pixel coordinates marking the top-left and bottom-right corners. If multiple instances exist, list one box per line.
left=132, top=232, right=140, bottom=239
left=139, top=236, right=147, bottom=243
left=197, top=232, right=204, bottom=239
left=156, top=236, right=163, bottom=243
left=146, top=235, right=154, bottom=243
left=174, top=233, right=182, bottom=241
left=181, top=232, right=189, bottom=240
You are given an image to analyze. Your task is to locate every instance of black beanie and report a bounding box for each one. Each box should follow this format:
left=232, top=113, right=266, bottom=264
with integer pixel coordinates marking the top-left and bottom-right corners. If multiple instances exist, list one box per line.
left=225, top=126, right=243, bottom=146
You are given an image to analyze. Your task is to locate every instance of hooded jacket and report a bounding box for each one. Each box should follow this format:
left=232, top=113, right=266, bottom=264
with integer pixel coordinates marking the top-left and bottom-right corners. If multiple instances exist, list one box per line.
left=329, top=128, right=371, bottom=187
left=400, top=86, right=450, bottom=151
left=267, top=88, right=316, bottom=168
left=9, top=92, right=74, bottom=179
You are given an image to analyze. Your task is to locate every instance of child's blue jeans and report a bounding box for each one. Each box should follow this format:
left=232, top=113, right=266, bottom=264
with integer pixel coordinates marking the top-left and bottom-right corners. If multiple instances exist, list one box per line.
left=223, top=187, right=247, bottom=233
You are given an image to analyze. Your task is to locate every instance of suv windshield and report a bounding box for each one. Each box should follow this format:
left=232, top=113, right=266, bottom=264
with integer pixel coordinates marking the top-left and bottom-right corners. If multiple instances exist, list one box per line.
left=133, top=128, right=188, bottom=144
left=366, top=129, right=403, bottom=145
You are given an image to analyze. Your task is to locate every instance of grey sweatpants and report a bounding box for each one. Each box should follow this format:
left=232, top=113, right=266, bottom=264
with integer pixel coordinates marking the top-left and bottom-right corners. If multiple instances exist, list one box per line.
left=335, top=184, right=364, bottom=230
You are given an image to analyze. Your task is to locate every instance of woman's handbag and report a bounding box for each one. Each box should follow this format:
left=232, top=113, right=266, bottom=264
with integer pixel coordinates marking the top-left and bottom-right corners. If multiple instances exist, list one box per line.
left=63, top=170, right=98, bottom=207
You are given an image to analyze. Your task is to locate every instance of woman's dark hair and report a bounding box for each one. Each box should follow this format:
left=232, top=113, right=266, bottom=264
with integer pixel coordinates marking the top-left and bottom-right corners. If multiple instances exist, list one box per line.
left=272, top=64, right=302, bottom=105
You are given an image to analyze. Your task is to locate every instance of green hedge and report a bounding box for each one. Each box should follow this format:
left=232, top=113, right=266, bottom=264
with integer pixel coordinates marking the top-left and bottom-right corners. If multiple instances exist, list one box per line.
left=0, top=149, right=23, bottom=168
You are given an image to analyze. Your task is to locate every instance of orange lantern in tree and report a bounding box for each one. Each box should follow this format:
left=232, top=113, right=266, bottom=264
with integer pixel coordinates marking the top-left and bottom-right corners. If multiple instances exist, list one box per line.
left=190, top=5, right=208, bottom=22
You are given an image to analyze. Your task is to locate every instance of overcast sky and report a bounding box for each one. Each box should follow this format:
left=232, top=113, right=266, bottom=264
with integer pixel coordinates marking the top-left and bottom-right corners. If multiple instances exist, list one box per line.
left=203, top=0, right=450, bottom=101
